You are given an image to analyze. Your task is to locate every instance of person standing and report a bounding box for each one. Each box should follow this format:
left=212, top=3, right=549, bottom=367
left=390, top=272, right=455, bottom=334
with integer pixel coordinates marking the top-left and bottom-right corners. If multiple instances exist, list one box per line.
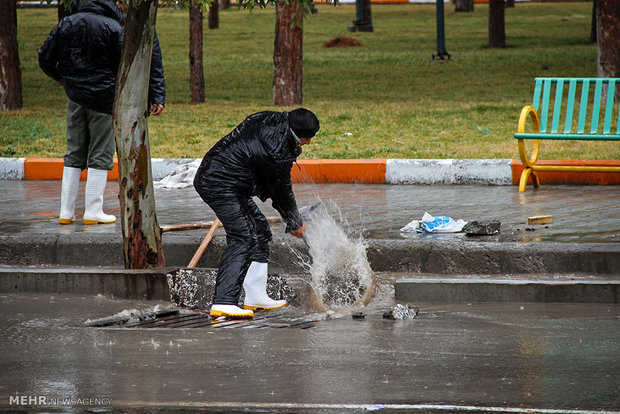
left=193, top=108, right=320, bottom=319
left=38, top=0, right=165, bottom=225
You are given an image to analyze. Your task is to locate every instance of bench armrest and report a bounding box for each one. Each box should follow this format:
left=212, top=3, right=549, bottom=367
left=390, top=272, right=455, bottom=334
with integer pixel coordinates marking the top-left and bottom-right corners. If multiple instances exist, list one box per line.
left=516, top=105, right=541, bottom=167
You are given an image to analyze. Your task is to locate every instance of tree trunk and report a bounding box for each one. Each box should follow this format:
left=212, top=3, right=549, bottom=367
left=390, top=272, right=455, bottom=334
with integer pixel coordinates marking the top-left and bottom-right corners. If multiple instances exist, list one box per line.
left=0, top=0, right=22, bottom=111
left=273, top=0, right=303, bottom=107
left=208, top=0, right=219, bottom=29
left=220, top=0, right=230, bottom=11
left=489, top=0, right=506, bottom=48
left=189, top=2, right=205, bottom=103
left=596, top=0, right=620, bottom=101
left=113, top=0, right=165, bottom=269
left=454, top=0, right=473, bottom=13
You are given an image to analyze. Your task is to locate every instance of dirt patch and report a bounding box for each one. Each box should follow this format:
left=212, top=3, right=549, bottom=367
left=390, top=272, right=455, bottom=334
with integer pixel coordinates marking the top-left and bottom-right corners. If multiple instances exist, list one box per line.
left=322, top=36, right=363, bottom=48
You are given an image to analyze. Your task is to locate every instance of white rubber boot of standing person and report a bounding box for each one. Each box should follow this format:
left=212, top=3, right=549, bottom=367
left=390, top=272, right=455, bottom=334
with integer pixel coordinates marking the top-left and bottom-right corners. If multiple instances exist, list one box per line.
left=83, top=168, right=116, bottom=225
left=243, top=261, right=287, bottom=310
left=59, top=166, right=82, bottom=224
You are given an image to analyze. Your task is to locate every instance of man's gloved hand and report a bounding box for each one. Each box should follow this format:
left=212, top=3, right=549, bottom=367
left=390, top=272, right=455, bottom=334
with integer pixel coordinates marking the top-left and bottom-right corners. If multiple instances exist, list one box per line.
left=290, top=223, right=306, bottom=239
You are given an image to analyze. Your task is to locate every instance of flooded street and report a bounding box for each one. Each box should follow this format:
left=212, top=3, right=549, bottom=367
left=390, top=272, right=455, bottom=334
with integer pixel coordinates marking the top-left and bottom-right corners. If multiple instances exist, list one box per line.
left=1, top=293, right=618, bottom=412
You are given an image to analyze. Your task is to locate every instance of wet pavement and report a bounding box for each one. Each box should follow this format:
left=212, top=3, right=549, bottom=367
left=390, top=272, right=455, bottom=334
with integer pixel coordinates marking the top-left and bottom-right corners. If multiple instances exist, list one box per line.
left=1, top=180, right=620, bottom=243
left=0, top=292, right=618, bottom=413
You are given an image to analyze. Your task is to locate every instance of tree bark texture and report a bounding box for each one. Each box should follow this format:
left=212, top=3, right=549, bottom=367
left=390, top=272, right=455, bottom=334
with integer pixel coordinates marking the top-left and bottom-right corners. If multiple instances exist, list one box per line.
left=273, top=0, right=303, bottom=107
left=113, top=0, right=165, bottom=269
left=489, top=0, right=506, bottom=48
left=0, top=0, right=22, bottom=111
left=596, top=0, right=620, bottom=102
left=454, top=0, right=473, bottom=13
left=189, top=2, right=205, bottom=103
left=208, top=0, right=219, bottom=29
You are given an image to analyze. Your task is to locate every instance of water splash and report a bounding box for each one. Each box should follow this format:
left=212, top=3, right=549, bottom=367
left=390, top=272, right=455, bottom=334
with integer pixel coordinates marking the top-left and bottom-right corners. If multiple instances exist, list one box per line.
left=300, top=201, right=376, bottom=312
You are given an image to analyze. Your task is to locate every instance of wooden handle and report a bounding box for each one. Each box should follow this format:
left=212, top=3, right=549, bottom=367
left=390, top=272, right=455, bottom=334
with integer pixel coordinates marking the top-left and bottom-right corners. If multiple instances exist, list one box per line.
left=162, top=216, right=282, bottom=233
left=187, top=218, right=221, bottom=268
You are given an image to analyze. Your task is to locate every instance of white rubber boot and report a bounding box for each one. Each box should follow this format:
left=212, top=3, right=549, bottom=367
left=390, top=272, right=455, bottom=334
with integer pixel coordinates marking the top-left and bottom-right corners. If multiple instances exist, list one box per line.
left=210, top=304, right=254, bottom=319
left=59, top=166, right=81, bottom=224
left=243, top=261, right=287, bottom=310
left=83, top=168, right=116, bottom=225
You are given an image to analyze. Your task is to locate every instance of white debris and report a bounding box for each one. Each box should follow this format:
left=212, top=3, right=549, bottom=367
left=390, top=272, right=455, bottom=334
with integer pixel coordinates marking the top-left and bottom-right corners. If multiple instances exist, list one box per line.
left=154, top=159, right=200, bottom=189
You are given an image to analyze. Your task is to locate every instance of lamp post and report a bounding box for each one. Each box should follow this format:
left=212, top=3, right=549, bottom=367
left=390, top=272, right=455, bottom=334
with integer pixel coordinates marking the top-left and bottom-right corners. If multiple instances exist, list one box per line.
left=432, top=0, right=451, bottom=60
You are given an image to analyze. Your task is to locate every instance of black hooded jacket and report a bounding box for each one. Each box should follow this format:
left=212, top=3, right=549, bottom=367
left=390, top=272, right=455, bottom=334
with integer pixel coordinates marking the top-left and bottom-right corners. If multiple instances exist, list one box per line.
left=194, top=111, right=304, bottom=232
left=38, top=0, right=165, bottom=114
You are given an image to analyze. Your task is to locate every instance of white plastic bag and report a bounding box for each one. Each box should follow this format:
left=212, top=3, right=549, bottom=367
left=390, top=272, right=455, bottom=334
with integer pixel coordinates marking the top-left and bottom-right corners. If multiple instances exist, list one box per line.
left=419, top=212, right=467, bottom=233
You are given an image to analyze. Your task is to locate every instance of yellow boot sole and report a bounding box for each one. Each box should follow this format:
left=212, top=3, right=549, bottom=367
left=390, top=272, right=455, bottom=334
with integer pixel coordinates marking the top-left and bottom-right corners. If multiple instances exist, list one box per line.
left=83, top=219, right=116, bottom=225
left=210, top=310, right=254, bottom=319
left=59, top=218, right=75, bottom=225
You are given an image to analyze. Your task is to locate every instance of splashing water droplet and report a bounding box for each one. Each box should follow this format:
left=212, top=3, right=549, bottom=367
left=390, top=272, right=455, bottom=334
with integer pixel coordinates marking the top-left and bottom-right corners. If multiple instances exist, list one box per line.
left=302, top=201, right=376, bottom=311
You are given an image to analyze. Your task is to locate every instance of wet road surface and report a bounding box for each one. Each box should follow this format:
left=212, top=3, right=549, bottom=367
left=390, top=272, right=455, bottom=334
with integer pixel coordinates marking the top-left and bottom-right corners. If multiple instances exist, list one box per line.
left=1, top=293, right=618, bottom=413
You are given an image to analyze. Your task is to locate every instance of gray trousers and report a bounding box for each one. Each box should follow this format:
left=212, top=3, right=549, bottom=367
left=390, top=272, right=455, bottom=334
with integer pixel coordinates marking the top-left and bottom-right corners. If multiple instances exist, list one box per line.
left=64, top=99, right=115, bottom=171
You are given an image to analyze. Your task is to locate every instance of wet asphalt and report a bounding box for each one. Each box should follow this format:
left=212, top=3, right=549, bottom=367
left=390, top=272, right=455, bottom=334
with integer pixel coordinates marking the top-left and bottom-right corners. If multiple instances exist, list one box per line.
left=0, top=292, right=619, bottom=413
left=2, top=180, right=620, bottom=243
left=1, top=180, right=619, bottom=412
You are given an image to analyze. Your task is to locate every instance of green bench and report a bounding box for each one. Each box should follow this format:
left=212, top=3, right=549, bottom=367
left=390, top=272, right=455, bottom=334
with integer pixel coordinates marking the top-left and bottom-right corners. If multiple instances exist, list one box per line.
left=515, top=77, right=620, bottom=191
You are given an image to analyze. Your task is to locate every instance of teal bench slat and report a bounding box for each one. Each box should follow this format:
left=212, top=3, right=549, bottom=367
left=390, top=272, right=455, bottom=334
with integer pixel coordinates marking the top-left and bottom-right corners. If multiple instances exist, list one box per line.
left=591, top=79, right=603, bottom=134
left=603, top=79, right=615, bottom=134
left=577, top=80, right=590, bottom=134
left=564, top=80, right=577, bottom=134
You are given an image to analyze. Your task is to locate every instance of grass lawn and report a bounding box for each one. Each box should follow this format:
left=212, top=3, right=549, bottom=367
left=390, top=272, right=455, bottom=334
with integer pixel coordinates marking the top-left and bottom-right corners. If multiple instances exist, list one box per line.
left=2, top=2, right=618, bottom=160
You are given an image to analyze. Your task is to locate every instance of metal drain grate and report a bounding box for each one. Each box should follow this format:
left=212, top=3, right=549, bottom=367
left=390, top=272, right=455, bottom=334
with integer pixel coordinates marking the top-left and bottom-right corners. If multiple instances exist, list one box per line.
left=84, top=308, right=318, bottom=329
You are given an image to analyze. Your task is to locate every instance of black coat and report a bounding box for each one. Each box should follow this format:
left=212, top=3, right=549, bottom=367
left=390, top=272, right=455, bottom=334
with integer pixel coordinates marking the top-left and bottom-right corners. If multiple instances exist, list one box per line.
left=38, top=0, right=165, bottom=114
left=194, top=111, right=304, bottom=232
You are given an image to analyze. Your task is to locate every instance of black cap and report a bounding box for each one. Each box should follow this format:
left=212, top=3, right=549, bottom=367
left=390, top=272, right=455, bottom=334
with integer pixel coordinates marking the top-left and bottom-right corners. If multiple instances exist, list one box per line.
left=289, top=108, right=320, bottom=139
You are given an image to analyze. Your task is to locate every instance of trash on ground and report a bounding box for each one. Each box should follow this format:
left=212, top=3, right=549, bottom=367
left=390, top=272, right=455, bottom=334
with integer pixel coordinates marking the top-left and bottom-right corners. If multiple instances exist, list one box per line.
left=463, top=219, right=501, bottom=236
left=528, top=215, right=553, bottom=225
left=322, top=36, right=363, bottom=48
left=154, top=159, right=200, bottom=189
left=351, top=312, right=366, bottom=319
left=400, top=212, right=467, bottom=233
left=383, top=304, right=419, bottom=320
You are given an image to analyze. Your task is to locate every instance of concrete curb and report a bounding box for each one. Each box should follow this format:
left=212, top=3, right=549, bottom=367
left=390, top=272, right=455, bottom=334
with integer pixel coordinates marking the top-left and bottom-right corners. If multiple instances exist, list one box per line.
left=2, top=233, right=619, bottom=275
left=2, top=157, right=619, bottom=185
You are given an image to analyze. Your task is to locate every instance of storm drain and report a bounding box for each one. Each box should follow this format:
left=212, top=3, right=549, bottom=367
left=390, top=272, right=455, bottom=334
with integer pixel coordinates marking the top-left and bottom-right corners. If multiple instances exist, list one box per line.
left=83, top=308, right=319, bottom=329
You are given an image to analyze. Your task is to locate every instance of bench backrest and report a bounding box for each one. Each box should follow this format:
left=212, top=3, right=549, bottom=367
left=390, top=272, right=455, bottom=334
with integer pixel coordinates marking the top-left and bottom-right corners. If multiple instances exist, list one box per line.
left=531, top=77, right=619, bottom=136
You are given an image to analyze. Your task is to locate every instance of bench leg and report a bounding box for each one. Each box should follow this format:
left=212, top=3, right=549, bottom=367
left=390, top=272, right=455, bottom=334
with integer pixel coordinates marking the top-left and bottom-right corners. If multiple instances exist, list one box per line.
left=519, top=168, right=540, bottom=192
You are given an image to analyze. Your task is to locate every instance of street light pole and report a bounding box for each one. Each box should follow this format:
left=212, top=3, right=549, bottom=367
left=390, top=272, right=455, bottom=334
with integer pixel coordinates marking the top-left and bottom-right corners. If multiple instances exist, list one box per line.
left=433, top=0, right=451, bottom=60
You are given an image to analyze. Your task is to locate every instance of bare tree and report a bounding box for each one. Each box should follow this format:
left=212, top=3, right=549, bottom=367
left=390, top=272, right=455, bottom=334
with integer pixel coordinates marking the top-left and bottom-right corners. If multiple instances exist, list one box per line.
left=489, top=0, right=506, bottom=48
left=273, top=0, right=303, bottom=106
left=208, top=0, right=219, bottom=29
left=454, top=0, right=473, bottom=13
left=596, top=0, right=620, bottom=100
left=0, top=0, right=22, bottom=111
left=189, top=0, right=205, bottom=103
left=113, top=0, right=165, bottom=268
